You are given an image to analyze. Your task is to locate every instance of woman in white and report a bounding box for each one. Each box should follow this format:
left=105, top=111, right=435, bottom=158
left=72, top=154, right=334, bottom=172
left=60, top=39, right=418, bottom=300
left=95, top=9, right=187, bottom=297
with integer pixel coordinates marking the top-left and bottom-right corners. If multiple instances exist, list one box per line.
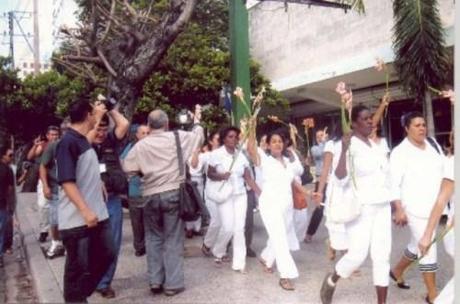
left=207, top=127, right=253, bottom=272
left=312, top=131, right=349, bottom=261
left=370, top=93, right=391, bottom=154
left=320, top=105, right=391, bottom=304
left=419, top=151, right=454, bottom=304
left=247, top=129, right=307, bottom=291
left=389, top=112, right=445, bottom=303
left=186, top=131, right=220, bottom=240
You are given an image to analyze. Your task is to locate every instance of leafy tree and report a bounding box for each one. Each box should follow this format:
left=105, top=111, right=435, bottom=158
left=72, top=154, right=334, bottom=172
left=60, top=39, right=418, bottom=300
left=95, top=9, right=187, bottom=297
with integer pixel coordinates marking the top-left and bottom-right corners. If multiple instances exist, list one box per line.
left=392, top=0, right=449, bottom=136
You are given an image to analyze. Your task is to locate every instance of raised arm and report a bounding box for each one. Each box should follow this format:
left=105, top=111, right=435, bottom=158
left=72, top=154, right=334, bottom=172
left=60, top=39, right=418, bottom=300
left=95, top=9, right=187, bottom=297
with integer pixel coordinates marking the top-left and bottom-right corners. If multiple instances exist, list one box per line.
left=247, top=121, right=260, bottom=166
left=372, top=93, right=390, bottom=128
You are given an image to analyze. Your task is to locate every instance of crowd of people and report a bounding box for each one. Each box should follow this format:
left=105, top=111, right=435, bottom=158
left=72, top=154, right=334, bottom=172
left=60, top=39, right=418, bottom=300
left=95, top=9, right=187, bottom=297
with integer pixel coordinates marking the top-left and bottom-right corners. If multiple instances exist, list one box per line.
left=0, top=92, right=454, bottom=304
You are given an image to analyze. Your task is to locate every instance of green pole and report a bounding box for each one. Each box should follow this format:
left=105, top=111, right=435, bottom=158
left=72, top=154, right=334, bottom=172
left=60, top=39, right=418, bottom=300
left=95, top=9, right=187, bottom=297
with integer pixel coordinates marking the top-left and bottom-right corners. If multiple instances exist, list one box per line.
left=229, top=0, right=251, bottom=127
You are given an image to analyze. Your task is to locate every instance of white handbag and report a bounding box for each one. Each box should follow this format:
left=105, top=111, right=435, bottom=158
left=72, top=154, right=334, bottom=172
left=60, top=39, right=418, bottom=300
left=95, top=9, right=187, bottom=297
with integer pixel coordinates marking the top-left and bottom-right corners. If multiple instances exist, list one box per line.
left=205, top=180, right=233, bottom=204
left=327, top=179, right=361, bottom=224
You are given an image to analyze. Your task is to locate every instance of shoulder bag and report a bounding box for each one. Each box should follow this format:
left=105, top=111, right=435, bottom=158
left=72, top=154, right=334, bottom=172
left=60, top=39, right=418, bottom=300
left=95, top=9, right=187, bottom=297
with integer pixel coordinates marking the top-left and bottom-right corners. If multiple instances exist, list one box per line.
left=173, top=131, right=202, bottom=221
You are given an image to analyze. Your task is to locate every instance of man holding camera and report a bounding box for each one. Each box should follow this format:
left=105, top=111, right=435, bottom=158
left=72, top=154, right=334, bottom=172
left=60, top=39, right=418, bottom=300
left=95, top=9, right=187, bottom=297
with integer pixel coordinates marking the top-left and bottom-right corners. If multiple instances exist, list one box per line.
left=87, top=96, right=129, bottom=299
left=122, top=105, right=204, bottom=297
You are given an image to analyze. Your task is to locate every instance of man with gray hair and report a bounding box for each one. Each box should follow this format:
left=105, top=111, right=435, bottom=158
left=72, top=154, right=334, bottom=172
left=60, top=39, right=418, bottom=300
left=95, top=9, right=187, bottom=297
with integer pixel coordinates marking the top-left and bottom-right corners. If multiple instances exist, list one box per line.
left=122, top=105, right=204, bottom=297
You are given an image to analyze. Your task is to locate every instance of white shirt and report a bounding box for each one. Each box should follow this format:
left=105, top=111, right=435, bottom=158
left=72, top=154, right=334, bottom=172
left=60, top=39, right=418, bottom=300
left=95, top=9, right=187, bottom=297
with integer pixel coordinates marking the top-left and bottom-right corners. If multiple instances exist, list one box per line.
left=188, top=151, right=211, bottom=178
left=208, top=146, right=249, bottom=194
left=389, top=138, right=445, bottom=218
left=335, top=136, right=390, bottom=205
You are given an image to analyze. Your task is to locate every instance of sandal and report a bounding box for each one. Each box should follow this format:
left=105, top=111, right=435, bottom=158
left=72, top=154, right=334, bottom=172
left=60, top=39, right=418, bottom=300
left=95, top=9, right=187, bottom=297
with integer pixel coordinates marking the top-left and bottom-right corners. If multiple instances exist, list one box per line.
left=221, top=255, right=231, bottom=263
left=279, top=278, right=295, bottom=291
left=214, top=257, right=223, bottom=268
left=201, top=244, right=212, bottom=257
left=389, top=271, right=410, bottom=289
left=325, top=239, right=336, bottom=261
left=258, top=258, right=274, bottom=274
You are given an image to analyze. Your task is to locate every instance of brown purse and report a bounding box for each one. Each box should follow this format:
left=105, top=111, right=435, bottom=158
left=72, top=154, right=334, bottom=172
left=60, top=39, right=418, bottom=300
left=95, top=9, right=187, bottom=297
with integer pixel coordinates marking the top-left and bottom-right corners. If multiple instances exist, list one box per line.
left=292, top=184, right=307, bottom=210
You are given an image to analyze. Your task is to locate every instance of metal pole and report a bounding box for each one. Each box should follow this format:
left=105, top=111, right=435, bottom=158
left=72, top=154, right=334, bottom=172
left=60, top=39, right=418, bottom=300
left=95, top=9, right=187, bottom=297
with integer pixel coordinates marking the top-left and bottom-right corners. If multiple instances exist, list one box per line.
left=229, top=0, right=251, bottom=127
left=8, top=12, right=14, bottom=69
left=33, top=0, right=40, bottom=74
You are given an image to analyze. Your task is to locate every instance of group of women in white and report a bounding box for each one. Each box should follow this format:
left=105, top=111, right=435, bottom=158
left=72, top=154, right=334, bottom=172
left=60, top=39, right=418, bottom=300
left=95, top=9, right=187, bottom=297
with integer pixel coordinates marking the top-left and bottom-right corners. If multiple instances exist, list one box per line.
left=183, top=95, right=454, bottom=304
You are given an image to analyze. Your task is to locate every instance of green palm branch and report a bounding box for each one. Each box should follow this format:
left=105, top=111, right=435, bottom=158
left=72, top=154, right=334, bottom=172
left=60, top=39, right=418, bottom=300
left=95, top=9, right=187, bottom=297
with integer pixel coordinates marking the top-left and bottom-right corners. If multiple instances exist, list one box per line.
left=337, top=0, right=366, bottom=13
left=392, top=0, right=449, bottom=103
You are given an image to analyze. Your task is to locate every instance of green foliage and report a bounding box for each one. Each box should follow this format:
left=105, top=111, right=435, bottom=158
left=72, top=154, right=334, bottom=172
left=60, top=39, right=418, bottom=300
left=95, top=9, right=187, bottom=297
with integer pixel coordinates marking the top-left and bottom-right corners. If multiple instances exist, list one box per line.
left=336, top=0, right=365, bottom=13
left=392, top=0, right=449, bottom=102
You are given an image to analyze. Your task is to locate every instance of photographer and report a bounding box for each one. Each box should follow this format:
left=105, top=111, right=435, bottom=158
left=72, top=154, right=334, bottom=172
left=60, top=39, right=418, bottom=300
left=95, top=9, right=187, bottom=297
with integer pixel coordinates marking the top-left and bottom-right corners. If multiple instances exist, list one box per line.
left=87, top=97, right=129, bottom=299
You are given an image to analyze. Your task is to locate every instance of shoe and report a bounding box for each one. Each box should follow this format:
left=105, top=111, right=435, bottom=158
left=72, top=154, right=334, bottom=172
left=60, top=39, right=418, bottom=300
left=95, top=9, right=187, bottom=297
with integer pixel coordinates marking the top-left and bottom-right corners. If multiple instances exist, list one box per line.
left=389, top=271, right=410, bottom=289
left=304, top=234, right=313, bottom=243
left=4, top=248, right=13, bottom=255
left=320, top=273, right=336, bottom=304
left=325, top=239, right=336, bottom=261
left=425, top=295, right=433, bottom=304
left=150, top=284, right=163, bottom=294
left=164, top=287, right=185, bottom=296
left=279, top=278, right=295, bottom=291
left=185, top=230, right=194, bottom=239
left=201, top=244, right=212, bottom=257
left=96, top=286, right=116, bottom=298
left=135, top=248, right=146, bottom=257
left=258, top=257, right=274, bottom=274
left=246, top=248, right=257, bottom=258
left=46, top=245, right=65, bottom=259
left=38, top=232, right=48, bottom=243
left=214, top=257, right=224, bottom=268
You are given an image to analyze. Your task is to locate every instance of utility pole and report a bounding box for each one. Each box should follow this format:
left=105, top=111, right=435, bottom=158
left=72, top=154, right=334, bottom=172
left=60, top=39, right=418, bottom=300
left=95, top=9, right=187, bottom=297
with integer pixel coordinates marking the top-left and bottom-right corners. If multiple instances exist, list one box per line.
left=8, top=12, right=14, bottom=68
left=229, top=0, right=251, bottom=127
left=33, top=0, right=40, bottom=74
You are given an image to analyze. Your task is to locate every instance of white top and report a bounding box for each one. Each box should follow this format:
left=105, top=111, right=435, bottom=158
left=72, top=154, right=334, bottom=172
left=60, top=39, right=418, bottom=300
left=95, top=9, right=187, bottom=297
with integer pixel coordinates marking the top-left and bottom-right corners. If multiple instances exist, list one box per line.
left=375, top=137, right=390, bottom=155
left=443, top=156, right=454, bottom=222
left=188, top=151, right=211, bottom=178
left=335, top=136, right=390, bottom=205
left=208, top=145, right=249, bottom=195
left=256, top=148, right=296, bottom=208
left=389, top=138, right=445, bottom=218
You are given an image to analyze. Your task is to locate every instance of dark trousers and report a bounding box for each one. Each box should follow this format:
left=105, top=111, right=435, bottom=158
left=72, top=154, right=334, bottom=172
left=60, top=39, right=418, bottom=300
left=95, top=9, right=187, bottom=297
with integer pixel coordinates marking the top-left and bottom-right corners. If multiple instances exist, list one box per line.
left=245, top=190, right=255, bottom=249
left=128, top=204, right=145, bottom=252
left=306, top=182, right=327, bottom=237
left=144, top=190, right=185, bottom=289
left=60, top=220, right=115, bottom=303
left=3, top=212, right=13, bottom=252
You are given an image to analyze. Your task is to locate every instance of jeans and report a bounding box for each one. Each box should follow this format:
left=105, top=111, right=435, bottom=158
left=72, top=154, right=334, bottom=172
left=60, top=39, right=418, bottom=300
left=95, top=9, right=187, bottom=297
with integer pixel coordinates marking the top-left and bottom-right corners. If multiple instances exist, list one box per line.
left=128, top=202, right=145, bottom=253
left=97, top=195, right=123, bottom=290
left=0, top=209, right=7, bottom=257
left=60, top=220, right=115, bottom=303
left=144, top=189, right=185, bottom=289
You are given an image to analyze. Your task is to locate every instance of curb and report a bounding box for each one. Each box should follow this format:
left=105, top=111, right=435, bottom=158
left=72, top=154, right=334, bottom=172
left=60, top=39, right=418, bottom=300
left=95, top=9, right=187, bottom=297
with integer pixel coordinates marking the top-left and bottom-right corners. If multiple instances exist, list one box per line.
left=16, top=192, right=64, bottom=303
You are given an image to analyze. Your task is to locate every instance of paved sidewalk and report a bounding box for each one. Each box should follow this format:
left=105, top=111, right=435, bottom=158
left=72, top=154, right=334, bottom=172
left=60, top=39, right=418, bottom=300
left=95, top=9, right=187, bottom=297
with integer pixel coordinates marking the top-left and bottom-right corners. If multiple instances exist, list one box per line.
left=17, top=192, right=453, bottom=303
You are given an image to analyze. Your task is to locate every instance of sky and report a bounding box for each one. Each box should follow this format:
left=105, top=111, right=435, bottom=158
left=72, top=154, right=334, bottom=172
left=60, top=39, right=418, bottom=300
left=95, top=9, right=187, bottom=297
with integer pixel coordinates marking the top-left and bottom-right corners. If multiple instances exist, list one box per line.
left=0, top=0, right=78, bottom=67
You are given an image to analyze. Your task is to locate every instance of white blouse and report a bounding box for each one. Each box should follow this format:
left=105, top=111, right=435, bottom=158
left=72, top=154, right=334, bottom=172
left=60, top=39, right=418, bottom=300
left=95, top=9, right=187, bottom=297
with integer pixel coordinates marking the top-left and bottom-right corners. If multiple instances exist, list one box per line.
left=389, top=138, right=445, bottom=218
left=208, top=145, right=249, bottom=195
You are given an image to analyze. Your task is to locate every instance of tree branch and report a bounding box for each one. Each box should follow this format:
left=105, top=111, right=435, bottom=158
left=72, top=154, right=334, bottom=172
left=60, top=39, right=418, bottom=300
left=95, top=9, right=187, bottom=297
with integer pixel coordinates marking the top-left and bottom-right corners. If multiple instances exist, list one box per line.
left=63, top=55, right=103, bottom=64
left=97, top=48, right=118, bottom=77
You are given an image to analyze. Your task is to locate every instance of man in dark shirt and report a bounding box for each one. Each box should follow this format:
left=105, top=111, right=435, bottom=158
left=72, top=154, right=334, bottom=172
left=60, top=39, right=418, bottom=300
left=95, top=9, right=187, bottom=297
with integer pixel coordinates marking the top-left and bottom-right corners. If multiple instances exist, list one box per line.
left=56, top=99, right=115, bottom=303
left=0, top=143, right=15, bottom=267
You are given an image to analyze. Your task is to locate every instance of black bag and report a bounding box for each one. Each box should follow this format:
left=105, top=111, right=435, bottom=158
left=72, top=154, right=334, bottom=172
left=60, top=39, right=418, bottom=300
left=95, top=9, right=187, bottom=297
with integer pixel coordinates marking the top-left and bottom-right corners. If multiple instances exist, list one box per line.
left=173, top=131, right=202, bottom=221
left=300, top=165, right=314, bottom=185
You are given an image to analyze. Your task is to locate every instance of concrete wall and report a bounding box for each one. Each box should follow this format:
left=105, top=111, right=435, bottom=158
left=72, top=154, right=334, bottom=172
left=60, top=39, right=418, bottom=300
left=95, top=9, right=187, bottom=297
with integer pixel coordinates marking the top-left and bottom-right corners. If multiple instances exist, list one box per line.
left=248, top=0, right=455, bottom=91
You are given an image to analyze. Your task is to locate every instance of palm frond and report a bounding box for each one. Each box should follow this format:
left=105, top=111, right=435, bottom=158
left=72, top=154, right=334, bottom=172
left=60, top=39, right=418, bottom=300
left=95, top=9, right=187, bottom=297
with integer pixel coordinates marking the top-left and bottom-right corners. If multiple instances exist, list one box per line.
left=392, top=0, right=449, bottom=102
left=336, top=0, right=365, bottom=14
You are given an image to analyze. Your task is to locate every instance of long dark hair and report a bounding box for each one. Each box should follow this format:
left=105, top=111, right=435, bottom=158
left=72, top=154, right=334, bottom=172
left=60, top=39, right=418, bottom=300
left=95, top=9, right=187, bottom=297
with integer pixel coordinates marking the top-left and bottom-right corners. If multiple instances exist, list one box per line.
left=265, top=128, right=289, bottom=157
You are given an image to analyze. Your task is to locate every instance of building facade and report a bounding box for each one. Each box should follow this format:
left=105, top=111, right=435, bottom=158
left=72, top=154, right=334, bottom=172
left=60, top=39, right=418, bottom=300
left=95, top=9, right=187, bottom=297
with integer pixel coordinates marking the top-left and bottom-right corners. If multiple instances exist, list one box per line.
left=247, top=0, right=454, bottom=148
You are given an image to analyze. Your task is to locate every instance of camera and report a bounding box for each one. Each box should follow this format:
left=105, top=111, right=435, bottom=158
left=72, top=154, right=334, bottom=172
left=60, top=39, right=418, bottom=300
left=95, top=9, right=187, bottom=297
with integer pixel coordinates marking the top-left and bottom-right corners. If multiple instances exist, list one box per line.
left=97, top=94, right=118, bottom=111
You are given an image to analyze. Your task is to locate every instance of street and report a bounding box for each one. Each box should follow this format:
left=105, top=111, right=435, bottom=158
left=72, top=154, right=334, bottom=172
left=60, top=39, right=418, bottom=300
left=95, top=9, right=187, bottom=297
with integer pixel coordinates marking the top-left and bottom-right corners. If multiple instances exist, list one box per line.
left=15, top=192, right=453, bottom=304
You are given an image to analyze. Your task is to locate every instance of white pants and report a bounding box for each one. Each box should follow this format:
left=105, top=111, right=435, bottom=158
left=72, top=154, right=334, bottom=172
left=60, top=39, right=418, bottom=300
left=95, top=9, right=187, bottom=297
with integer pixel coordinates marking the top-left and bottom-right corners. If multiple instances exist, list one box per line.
left=325, top=220, right=348, bottom=251
left=335, top=203, right=392, bottom=286
left=203, top=197, right=220, bottom=248
left=260, top=202, right=299, bottom=279
left=212, top=192, right=247, bottom=271
left=293, top=208, right=308, bottom=242
left=434, top=228, right=454, bottom=304
left=36, top=180, right=50, bottom=233
left=406, top=214, right=437, bottom=271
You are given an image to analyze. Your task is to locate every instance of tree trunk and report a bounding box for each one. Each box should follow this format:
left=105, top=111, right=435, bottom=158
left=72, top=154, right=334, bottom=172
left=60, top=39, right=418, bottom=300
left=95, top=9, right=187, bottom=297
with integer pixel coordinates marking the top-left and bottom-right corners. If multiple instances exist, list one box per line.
left=424, top=90, right=435, bottom=138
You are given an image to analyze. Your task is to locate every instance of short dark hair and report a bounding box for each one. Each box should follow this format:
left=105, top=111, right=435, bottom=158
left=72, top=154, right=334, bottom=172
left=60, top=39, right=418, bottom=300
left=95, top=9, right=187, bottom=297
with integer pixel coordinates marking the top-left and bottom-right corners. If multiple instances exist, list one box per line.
left=68, top=100, right=93, bottom=124
left=218, top=126, right=240, bottom=146
left=401, top=111, right=424, bottom=128
left=351, top=105, right=370, bottom=123
left=206, top=131, right=219, bottom=150
left=0, top=143, right=10, bottom=158
left=47, top=125, right=60, bottom=133
left=99, top=114, right=110, bottom=127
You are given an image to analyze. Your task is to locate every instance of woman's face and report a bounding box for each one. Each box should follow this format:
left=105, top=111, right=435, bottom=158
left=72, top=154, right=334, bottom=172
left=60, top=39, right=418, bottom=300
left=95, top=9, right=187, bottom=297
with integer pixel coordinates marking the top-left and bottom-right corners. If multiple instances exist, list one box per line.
left=259, top=135, right=267, bottom=150
left=223, top=130, right=238, bottom=149
left=405, top=117, right=427, bottom=143
left=268, top=134, right=284, bottom=157
left=352, top=109, right=373, bottom=137
left=209, top=134, right=220, bottom=150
